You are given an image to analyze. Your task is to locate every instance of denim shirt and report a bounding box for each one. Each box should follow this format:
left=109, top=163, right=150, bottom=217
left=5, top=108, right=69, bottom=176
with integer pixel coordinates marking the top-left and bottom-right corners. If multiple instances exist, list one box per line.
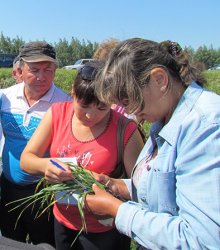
left=116, top=82, right=220, bottom=250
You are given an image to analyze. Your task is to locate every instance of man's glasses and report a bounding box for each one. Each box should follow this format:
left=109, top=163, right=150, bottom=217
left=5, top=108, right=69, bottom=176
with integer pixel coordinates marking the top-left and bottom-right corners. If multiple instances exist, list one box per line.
left=78, top=65, right=97, bottom=81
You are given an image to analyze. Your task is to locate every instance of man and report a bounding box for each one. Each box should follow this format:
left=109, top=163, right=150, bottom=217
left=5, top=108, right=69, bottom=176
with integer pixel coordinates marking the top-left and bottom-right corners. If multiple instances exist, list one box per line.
left=12, top=55, right=23, bottom=84
left=0, top=56, right=22, bottom=156
left=0, top=41, right=72, bottom=246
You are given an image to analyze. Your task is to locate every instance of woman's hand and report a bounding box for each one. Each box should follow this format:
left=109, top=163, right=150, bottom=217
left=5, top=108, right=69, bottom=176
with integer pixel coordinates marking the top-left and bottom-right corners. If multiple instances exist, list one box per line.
left=44, top=159, right=73, bottom=183
left=91, top=173, right=131, bottom=200
left=85, top=184, right=123, bottom=218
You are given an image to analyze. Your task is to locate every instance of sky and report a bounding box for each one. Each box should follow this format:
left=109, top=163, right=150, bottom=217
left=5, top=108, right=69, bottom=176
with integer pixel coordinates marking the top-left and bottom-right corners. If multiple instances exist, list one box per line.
left=1, top=0, right=220, bottom=50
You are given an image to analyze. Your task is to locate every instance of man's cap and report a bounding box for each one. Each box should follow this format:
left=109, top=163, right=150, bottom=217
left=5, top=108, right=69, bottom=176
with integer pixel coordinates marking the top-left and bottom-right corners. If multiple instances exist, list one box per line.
left=19, top=41, right=58, bottom=64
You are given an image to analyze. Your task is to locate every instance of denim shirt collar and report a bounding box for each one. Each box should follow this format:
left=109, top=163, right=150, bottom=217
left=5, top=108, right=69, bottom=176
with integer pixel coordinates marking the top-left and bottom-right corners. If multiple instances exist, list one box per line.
left=136, top=82, right=203, bottom=164
left=158, top=82, right=203, bottom=146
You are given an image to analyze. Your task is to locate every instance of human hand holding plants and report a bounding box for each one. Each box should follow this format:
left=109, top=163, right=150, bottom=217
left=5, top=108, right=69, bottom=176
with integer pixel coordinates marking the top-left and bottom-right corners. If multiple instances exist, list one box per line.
left=85, top=175, right=131, bottom=218
left=93, top=174, right=131, bottom=201
left=85, top=183, right=123, bottom=218
left=44, top=159, right=73, bottom=183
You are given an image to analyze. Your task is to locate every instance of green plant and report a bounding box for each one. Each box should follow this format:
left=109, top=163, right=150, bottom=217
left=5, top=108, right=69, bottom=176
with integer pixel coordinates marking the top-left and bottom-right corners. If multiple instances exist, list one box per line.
left=1, top=68, right=220, bottom=94
left=0, top=68, right=15, bottom=88
left=203, top=70, right=220, bottom=94
left=0, top=68, right=77, bottom=93
left=7, top=163, right=106, bottom=245
left=54, top=69, right=77, bottom=94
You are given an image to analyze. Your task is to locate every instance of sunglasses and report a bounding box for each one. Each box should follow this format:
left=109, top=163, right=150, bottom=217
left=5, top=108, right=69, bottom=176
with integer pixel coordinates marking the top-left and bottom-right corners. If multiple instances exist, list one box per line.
left=78, top=65, right=97, bottom=81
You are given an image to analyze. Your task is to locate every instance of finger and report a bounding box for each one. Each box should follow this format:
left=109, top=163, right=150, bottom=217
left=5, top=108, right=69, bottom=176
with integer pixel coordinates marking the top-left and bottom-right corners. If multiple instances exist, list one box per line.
left=97, top=174, right=109, bottom=184
left=92, top=183, right=105, bottom=194
left=51, top=160, right=72, bottom=173
left=84, top=194, right=93, bottom=214
left=45, top=168, right=72, bottom=183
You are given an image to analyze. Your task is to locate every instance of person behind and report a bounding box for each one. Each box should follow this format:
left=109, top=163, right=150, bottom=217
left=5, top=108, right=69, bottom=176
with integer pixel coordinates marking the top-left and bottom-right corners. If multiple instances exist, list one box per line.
left=93, top=38, right=119, bottom=61
left=0, top=56, right=23, bottom=156
left=20, top=60, right=144, bottom=250
left=12, top=55, right=23, bottom=84
left=0, top=55, right=22, bottom=155
left=85, top=38, right=220, bottom=249
left=93, top=38, right=126, bottom=115
left=0, top=41, right=72, bottom=246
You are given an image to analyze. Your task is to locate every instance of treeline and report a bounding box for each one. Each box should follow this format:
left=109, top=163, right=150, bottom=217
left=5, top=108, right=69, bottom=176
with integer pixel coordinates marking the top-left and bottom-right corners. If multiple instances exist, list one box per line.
left=0, top=32, right=99, bottom=68
left=0, top=32, right=220, bottom=69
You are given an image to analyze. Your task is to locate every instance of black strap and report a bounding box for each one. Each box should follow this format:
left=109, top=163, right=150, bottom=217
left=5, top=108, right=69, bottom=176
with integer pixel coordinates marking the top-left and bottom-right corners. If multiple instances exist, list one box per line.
left=117, top=115, right=130, bottom=165
left=110, top=115, right=130, bottom=178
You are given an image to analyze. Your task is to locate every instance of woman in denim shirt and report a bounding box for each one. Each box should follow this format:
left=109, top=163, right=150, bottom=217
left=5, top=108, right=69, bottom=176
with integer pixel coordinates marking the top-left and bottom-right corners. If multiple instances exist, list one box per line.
left=86, top=38, right=220, bottom=249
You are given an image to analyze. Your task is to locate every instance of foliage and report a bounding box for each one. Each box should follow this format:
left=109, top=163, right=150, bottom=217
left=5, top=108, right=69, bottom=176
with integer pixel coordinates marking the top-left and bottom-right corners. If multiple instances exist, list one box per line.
left=0, top=33, right=98, bottom=68
left=0, top=32, right=25, bottom=54
left=0, top=68, right=77, bottom=93
left=1, top=67, right=220, bottom=95
left=53, top=69, right=77, bottom=94
left=203, top=70, right=220, bottom=94
left=54, top=38, right=72, bottom=67
left=54, top=37, right=98, bottom=67
left=1, top=32, right=220, bottom=69
left=0, top=68, right=15, bottom=88
left=194, top=45, right=220, bottom=69
left=1, top=67, right=220, bottom=103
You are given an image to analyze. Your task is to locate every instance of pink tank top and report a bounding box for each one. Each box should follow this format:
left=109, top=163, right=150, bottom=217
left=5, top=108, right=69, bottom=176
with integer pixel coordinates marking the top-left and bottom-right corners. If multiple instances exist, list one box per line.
left=50, top=102, right=137, bottom=232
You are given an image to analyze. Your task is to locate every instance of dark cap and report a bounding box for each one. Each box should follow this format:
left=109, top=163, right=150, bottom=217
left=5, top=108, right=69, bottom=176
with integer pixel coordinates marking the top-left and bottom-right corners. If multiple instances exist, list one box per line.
left=19, top=41, right=58, bottom=64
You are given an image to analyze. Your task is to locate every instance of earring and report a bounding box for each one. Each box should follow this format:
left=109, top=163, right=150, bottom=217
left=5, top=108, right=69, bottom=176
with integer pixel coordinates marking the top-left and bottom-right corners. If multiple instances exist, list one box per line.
left=161, top=86, right=167, bottom=93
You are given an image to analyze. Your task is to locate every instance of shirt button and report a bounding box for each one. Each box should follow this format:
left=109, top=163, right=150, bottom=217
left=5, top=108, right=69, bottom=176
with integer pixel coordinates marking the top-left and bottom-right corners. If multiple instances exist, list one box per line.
left=141, top=197, right=146, bottom=202
left=146, top=165, right=151, bottom=171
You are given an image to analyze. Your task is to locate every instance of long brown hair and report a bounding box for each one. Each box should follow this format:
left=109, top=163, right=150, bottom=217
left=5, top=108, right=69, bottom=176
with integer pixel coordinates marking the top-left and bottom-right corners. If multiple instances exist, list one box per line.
left=95, top=38, right=206, bottom=113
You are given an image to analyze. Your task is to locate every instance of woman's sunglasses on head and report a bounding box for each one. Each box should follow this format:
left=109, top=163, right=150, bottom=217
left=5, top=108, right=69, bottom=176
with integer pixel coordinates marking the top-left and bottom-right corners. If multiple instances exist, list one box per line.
left=79, top=66, right=97, bottom=81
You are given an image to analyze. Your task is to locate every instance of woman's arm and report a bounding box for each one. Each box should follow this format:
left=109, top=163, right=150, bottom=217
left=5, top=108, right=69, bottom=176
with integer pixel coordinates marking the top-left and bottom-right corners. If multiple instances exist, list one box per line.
left=116, top=124, right=220, bottom=249
left=20, top=109, right=72, bottom=182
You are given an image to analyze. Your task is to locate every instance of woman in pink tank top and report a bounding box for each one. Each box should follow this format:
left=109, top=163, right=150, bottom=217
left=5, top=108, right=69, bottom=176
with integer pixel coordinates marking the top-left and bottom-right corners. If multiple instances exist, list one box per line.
left=20, top=60, right=144, bottom=250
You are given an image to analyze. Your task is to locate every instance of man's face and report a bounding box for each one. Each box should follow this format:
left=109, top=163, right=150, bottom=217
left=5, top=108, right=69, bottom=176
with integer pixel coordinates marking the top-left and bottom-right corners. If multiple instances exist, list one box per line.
left=22, top=61, right=57, bottom=98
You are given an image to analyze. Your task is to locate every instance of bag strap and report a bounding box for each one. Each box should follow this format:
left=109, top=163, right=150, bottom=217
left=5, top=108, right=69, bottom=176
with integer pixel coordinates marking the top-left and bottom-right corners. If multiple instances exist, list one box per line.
left=116, top=115, right=130, bottom=175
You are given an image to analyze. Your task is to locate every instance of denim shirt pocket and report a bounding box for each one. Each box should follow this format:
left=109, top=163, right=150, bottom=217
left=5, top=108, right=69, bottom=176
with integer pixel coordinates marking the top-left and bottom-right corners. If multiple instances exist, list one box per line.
left=157, top=170, right=178, bottom=215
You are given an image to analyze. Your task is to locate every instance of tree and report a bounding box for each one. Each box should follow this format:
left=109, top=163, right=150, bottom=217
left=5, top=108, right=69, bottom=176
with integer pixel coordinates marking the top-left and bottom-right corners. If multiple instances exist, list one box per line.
left=0, top=32, right=24, bottom=54
left=54, top=37, right=98, bottom=67
left=194, top=45, right=218, bottom=69
left=54, top=38, right=72, bottom=67
left=2, top=32, right=220, bottom=69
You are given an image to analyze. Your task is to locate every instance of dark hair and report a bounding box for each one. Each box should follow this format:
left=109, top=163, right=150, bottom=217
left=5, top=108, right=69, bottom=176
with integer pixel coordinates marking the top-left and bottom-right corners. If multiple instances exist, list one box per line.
left=73, top=60, right=104, bottom=106
left=96, top=38, right=206, bottom=113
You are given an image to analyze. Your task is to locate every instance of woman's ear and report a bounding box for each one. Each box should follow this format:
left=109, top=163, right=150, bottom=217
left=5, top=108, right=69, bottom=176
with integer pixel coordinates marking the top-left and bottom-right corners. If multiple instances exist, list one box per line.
left=150, top=67, right=169, bottom=93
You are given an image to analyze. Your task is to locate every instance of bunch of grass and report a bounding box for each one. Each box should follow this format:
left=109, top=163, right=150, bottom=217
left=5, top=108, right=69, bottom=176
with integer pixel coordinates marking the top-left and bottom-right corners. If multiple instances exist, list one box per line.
left=7, top=162, right=106, bottom=244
